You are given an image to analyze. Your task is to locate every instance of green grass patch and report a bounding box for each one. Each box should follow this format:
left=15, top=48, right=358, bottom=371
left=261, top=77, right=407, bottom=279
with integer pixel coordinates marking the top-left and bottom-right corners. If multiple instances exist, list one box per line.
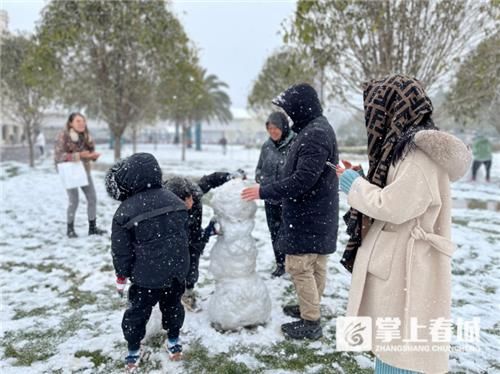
left=96, top=290, right=125, bottom=312
left=469, top=251, right=479, bottom=259
left=24, top=244, right=43, bottom=251
left=452, top=218, right=469, bottom=227
left=184, top=340, right=254, bottom=374
left=2, top=313, right=86, bottom=366
left=12, top=306, right=51, bottom=320
left=255, top=340, right=373, bottom=373
left=0, top=261, right=75, bottom=275
left=283, top=283, right=296, bottom=298
left=63, top=285, right=98, bottom=309
left=145, top=332, right=167, bottom=349
left=2, top=165, right=21, bottom=178
left=452, top=268, right=467, bottom=276
left=19, top=234, right=35, bottom=239
left=484, top=286, right=496, bottom=294
left=3, top=341, right=53, bottom=366
left=182, top=338, right=373, bottom=374
left=100, top=264, right=114, bottom=272
left=74, top=350, right=111, bottom=367
left=486, top=236, right=499, bottom=244
left=453, top=299, right=469, bottom=307
left=483, top=322, right=500, bottom=337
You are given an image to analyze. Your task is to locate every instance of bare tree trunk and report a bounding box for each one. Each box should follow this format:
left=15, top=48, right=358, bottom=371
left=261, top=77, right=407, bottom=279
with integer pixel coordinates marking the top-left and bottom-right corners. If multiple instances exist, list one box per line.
left=195, top=122, right=202, bottom=151
left=319, top=64, right=325, bottom=106
left=186, top=125, right=192, bottom=149
left=174, top=122, right=180, bottom=144
left=114, top=134, right=121, bottom=161
left=25, top=122, right=35, bottom=168
left=181, top=122, right=186, bottom=162
left=488, top=88, right=500, bottom=134
left=132, top=125, right=137, bottom=154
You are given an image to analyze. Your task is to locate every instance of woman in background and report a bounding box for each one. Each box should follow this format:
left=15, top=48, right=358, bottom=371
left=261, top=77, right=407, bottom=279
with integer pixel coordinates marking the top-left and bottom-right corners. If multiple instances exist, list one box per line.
left=54, top=112, right=106, bottom=238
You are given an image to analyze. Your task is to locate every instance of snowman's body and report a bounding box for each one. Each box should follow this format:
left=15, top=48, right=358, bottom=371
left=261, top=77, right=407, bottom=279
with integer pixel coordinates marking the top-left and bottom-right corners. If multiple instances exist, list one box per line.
left=208, top=179, right=272, bottom=330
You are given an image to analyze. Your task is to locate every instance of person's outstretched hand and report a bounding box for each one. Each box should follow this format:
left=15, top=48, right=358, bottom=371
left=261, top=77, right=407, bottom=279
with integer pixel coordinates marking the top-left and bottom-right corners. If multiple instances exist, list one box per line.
left=116, top=276, right=127, bottom=298
left=341, top=159, right=362, bottom=171
left=335, top=164, right=346, bottom=178
left=241, top=185, right=260, bottom=201
left=336, top=159, right=363, bottom=177
left=90, top=152, right=101, bottom=161
left=79, top=150, right=92, bottom=160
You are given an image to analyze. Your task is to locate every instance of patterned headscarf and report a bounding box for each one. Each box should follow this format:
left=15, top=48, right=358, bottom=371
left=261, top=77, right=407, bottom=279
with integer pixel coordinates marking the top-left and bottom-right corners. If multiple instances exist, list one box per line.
left=341, top=74, right=434, bottom=272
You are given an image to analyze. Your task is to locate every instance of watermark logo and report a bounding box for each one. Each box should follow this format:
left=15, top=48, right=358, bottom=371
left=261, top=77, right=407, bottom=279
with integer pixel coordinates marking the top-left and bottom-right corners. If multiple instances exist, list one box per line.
left=335, top=317, right=481, bottom=353
left=336, top=317, right=372, bottom=351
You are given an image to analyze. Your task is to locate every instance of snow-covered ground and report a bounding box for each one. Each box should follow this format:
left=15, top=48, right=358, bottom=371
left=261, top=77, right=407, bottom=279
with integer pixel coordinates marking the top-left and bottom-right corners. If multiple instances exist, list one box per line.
left=0, top=144, right=499, bottom=373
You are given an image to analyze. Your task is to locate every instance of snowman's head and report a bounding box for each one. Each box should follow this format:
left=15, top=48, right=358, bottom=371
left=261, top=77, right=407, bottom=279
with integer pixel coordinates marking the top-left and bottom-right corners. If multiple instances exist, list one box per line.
left=211, top=179, right=257, bottom=221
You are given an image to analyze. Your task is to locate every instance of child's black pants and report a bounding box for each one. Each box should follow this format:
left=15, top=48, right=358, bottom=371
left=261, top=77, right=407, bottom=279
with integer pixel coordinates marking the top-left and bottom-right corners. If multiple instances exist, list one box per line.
left=122, top=278, right=185, bottom=351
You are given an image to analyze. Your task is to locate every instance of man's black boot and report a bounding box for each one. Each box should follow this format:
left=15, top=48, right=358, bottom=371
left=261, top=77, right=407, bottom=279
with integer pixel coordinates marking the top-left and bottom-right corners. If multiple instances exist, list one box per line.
left=283, top=304, right=301, bottom=319
left=281, top=319, right=322, bottom=340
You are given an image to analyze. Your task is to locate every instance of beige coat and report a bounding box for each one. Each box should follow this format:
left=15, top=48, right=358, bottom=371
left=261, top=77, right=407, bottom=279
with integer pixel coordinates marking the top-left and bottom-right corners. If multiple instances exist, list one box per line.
left=346, top=130, right=471, bottom=373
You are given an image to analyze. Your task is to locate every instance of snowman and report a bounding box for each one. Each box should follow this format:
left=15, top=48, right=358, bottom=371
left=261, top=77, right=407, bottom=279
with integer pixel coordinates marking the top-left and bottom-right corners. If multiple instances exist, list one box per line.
left=207, top=179, right=272, bottom=330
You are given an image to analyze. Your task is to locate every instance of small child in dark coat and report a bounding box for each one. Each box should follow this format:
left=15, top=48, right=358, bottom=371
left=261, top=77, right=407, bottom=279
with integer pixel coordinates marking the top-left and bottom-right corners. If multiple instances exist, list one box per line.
left=164, top=170, right=246, bottom=311
left=105, top=153, right=190, bottom=370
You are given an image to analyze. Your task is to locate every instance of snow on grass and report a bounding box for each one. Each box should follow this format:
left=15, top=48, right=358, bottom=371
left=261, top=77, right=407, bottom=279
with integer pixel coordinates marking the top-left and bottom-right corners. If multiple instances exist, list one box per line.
left=0, top=145, right=499, bottom=373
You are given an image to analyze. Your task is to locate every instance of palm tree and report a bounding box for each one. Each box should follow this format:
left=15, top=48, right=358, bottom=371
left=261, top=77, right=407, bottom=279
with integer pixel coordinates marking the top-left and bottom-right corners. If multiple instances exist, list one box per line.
left=190, top=69, right=232, bottom=153
left=198, top=70, right=233, bottom=123
left=162, top=61, right=232, bottom=160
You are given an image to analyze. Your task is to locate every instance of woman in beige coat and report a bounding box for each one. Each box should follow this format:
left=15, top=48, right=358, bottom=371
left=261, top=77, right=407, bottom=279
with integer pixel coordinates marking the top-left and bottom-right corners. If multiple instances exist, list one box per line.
left=336, top=75, right=471, bottom=373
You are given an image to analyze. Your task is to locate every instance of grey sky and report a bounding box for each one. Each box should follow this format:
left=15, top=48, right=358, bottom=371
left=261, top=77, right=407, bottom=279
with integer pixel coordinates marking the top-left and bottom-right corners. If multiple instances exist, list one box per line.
left=1, top=0, right=297, bottom=109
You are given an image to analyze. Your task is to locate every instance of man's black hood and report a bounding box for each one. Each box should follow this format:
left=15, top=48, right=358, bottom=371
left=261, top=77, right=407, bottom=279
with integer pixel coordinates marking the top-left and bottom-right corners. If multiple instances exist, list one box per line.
left=105, top=153, right=163, bottom=201
left=272, top=83, right=323, bottom=133
left=266, top=111, right=290, bottom=142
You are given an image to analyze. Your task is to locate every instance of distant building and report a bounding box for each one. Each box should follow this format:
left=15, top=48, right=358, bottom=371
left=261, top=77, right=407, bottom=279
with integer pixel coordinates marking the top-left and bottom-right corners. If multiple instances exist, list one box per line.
left=195, top=108, right=266, bottom=146
left=136, top=108, right=267, bottom=147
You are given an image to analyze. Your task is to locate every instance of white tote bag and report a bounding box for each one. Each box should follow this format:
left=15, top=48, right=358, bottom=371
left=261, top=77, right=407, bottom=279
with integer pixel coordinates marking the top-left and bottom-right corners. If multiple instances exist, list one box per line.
left=58, top=161, right=89, bottom=189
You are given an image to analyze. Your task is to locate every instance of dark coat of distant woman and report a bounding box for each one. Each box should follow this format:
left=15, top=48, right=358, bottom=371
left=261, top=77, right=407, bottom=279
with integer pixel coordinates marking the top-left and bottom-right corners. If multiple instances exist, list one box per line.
left=255, top=111, right=296, bottom=205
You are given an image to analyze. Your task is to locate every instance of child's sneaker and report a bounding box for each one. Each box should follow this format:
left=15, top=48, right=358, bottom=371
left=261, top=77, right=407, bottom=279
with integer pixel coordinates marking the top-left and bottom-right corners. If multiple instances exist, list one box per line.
left=166, top=338, right=183, bottom=361
left=125, top=349, right=142, bottom=372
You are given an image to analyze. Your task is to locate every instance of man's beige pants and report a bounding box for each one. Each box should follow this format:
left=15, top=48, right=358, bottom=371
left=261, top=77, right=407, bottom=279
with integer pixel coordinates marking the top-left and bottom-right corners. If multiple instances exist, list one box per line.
left=285, top=254, right=328, bottom=321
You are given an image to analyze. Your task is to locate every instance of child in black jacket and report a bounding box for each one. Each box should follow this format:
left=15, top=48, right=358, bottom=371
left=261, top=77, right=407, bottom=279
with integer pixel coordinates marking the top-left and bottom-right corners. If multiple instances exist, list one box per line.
left=105, top=153, right=189, bottom=370
left=164, top=170, right=246, bottom=311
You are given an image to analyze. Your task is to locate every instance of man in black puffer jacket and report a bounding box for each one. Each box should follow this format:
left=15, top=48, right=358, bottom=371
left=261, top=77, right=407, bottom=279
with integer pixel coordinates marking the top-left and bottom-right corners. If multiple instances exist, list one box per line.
left=105, top=153, right=189, bottom=367
left=242, top=83, right=339, bottom=340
